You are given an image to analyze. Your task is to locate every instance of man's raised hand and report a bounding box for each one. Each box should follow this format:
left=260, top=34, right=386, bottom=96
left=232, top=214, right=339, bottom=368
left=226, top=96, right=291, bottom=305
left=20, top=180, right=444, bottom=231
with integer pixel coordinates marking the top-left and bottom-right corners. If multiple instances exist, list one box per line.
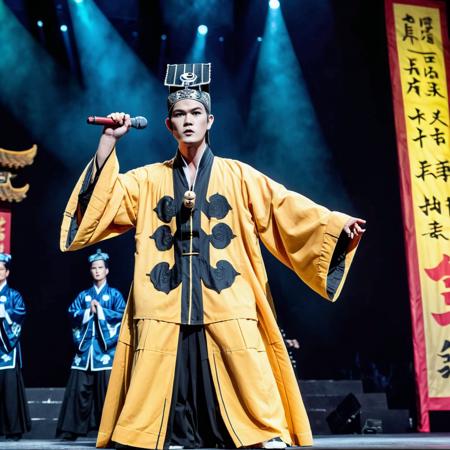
left=103, top=112, right=132, bottom=140
left=343, top=218, right=366, bottom=240
left=95, top=112, right=131, bottom=169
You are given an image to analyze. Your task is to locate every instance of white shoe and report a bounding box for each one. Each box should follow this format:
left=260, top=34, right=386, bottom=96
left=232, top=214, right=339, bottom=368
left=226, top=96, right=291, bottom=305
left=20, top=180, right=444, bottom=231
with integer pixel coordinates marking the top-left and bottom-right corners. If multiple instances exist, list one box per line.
left=262, top=437, right=287, bottom=449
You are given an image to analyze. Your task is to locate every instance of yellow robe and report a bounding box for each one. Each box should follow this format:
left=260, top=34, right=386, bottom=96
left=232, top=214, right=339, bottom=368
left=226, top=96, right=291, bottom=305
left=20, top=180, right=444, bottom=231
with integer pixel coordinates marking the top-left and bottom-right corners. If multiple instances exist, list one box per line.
left=60, top=148, right=360, bottom=448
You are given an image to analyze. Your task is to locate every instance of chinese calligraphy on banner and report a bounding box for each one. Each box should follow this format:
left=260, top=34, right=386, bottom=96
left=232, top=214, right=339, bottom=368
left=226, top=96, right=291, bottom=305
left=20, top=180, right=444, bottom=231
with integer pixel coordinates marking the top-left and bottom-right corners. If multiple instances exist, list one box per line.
left=385, top=0, right=450, bottom=431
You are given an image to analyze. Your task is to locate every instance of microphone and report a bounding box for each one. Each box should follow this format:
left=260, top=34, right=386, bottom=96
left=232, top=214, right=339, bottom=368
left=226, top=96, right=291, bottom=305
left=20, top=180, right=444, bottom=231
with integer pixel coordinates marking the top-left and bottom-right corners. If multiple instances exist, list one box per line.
left=86, top=115, right=148, bottom=129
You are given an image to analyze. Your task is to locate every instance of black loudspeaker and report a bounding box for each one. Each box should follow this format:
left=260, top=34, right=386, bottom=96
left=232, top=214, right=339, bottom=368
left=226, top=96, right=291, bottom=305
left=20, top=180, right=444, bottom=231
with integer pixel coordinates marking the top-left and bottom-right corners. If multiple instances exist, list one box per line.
left=326, top=393, right=362, bottom=434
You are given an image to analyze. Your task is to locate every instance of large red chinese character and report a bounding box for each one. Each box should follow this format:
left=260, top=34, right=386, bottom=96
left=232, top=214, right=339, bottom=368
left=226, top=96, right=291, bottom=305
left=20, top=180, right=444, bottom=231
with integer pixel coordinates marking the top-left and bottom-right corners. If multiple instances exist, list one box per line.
left=425, top=254, right=450, bottom=326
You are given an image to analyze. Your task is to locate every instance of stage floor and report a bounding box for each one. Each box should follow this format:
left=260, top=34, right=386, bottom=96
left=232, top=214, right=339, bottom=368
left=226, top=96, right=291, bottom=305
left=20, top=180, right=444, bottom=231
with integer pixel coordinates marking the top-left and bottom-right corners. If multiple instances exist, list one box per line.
left=0, top=434, right=450, bottom=450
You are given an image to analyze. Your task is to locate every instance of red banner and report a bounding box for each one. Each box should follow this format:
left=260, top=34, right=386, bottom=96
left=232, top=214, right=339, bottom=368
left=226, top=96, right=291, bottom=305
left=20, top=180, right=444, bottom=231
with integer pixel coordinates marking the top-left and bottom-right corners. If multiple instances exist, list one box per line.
left=385, top=0, right=450, bottom=431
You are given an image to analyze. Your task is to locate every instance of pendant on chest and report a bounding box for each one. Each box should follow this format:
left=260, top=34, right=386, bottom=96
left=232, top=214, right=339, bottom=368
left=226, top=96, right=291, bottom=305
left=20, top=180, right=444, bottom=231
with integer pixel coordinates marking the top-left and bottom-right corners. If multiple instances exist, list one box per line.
left=183, top=190, right=196, bottom=209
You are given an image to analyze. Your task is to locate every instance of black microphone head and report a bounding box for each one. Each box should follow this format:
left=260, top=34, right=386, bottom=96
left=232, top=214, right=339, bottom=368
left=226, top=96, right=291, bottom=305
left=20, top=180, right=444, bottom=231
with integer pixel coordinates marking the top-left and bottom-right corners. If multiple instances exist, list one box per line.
left=130, top=116, right=148, bottom=129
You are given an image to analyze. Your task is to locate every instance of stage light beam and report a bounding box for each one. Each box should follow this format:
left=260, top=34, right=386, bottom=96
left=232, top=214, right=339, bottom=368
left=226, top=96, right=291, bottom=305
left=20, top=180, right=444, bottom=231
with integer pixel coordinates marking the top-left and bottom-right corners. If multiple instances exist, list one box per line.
left=186, top=24, right=208, bottom=63
left=0, top=2, right=91, bottom=166
left=246, top=1, right=348, bottom=206
left=67, top=0, right=167, bottom=167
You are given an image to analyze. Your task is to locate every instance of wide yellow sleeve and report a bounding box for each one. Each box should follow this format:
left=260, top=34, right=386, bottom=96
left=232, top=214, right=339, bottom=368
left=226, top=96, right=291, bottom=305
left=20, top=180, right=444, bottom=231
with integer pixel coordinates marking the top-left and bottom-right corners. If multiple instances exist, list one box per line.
left=242, top=163, right=360, bottom=302
left=60, top=149, right=142, bottom=252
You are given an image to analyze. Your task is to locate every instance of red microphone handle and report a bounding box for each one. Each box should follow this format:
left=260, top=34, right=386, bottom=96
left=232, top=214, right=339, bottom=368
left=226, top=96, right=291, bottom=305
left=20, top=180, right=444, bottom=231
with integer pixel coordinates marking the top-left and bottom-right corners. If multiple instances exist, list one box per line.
left=86, top=116, right=117, bottom=126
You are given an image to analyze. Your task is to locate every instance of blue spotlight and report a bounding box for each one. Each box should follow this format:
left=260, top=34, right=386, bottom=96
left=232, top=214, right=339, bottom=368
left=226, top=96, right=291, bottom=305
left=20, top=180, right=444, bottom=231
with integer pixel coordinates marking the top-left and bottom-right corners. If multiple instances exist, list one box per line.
left=257, top=36, right=263, bottom=42
left=60, top=24, right=68, bottom=32
left=197, top=25, right=208, bottom=35
left=37, top=20, right=44, bottom=28
left=218, top=36, right=224, bottom=42
left=67, top=0, right=163, bottom=166
left=161, top=34, right=167, bottom=41
left=247, top=0, right=347, bottom=205
left=187, top=26, right=207, bottom=61
left=269, top=0, right=280, bottom=9
left=73, top=0, right=83, bottom=3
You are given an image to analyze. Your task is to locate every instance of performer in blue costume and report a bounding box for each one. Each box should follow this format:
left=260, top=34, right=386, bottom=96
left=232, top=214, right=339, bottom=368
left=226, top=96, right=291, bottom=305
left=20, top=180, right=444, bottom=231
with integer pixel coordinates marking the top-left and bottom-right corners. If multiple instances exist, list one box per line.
left=0, top=253, right=31, bottom=441
left=57, top=249, right=126, bottom=441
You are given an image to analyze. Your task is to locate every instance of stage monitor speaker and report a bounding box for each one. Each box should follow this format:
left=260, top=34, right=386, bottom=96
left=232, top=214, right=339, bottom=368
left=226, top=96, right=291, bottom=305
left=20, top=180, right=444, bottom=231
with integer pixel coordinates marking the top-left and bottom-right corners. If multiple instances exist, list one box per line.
left=326, top=393, right=362, bottom=434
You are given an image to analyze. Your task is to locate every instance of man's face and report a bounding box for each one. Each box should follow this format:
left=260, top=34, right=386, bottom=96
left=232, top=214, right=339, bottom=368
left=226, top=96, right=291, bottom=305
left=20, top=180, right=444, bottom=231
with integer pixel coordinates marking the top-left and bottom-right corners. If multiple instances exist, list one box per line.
left=90, top=260, right=109, bottom=283
left=166, top=99, right=214, bottom=145
left=0, top=263, right=9, bottom=283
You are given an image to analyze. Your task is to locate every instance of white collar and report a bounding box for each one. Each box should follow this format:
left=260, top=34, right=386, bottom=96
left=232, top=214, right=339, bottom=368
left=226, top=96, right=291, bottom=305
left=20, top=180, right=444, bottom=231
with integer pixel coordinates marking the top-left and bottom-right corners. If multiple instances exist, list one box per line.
left=180, top=148, right=205, bottom=189
left=93, top=281, right=107, bottom=295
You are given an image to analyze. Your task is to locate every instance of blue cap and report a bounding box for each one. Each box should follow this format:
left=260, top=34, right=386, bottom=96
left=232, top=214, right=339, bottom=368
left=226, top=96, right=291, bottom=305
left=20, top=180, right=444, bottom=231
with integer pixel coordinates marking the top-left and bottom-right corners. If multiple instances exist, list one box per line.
left=0, top=254, right=12, bottom=264
left=88, top=249, right=109, bottom=263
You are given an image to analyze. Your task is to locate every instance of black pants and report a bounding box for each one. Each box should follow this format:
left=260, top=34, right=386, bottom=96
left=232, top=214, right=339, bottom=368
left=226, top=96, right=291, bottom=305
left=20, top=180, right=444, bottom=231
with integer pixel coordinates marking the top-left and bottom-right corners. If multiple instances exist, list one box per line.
left=56, top=369, right=110, bottom=437
left=164, top=325, right=233, bottom=449
left=0, top=366, right=31, bottom=436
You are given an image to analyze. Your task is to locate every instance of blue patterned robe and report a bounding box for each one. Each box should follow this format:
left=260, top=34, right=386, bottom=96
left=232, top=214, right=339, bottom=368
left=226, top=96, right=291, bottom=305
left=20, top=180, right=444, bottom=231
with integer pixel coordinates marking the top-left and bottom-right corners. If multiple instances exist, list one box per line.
left=69, top=283, right=125, bottom=371
left=0, top=284, right=26, bottom=370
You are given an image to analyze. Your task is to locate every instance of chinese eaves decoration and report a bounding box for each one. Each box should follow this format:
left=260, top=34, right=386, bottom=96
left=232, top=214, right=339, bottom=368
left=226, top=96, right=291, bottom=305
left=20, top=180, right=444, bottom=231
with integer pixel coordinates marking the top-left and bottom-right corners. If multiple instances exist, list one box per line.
left=0, top=144, right=37, bottom=253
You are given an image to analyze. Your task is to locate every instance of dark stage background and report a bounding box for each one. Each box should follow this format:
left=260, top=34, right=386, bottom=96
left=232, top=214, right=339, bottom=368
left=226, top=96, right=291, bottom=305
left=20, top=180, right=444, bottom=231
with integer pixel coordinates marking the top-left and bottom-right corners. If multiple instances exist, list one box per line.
left=2, top=0, right=449, bottom=424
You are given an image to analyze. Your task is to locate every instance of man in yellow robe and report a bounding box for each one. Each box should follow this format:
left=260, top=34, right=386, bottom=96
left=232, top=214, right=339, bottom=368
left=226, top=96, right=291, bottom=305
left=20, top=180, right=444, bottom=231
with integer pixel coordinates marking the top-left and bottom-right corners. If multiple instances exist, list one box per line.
left=60, top=63, right=364, bottom=449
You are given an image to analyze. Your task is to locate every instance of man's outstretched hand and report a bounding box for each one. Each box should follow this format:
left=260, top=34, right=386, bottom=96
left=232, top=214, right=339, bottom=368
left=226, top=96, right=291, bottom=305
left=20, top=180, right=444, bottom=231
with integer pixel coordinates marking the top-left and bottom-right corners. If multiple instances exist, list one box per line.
left=343, top=218, right=366, bottom=240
